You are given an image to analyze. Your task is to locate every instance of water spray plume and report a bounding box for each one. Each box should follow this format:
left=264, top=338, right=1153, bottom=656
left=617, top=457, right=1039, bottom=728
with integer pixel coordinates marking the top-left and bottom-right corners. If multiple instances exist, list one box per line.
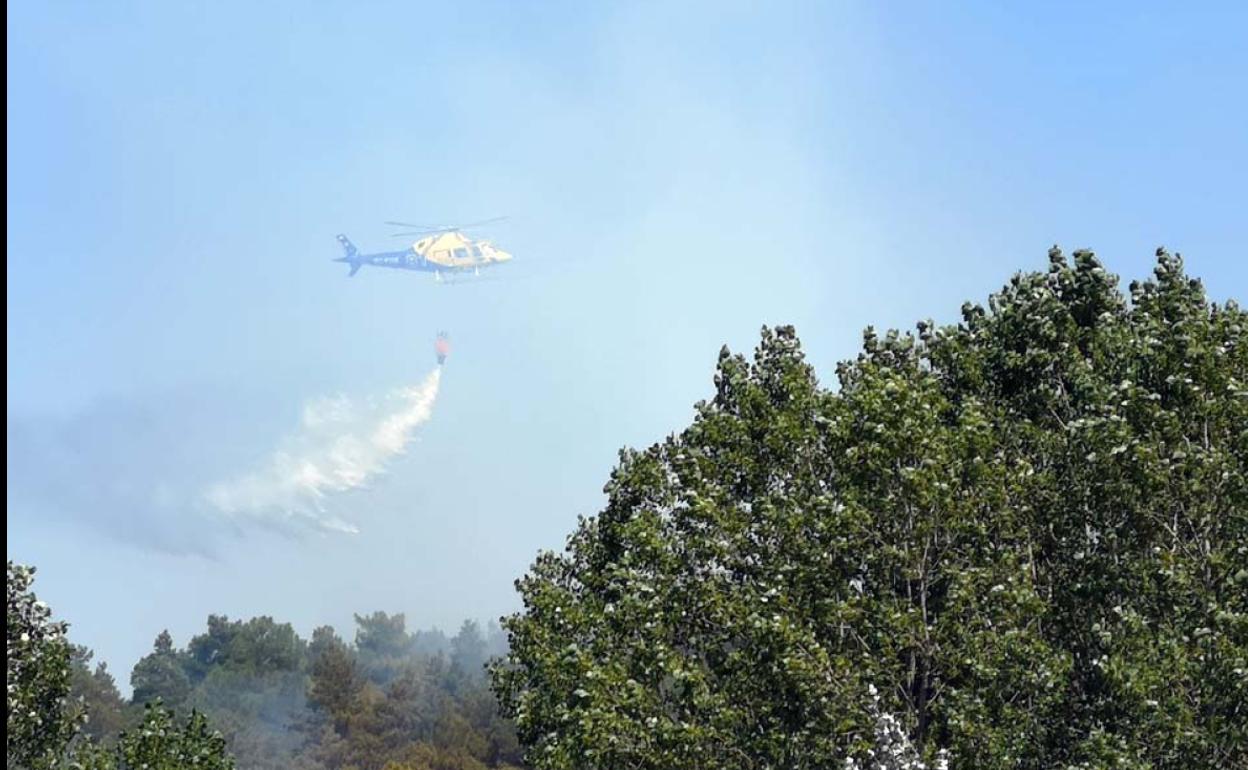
left=204, top=368, right=442, bottom=533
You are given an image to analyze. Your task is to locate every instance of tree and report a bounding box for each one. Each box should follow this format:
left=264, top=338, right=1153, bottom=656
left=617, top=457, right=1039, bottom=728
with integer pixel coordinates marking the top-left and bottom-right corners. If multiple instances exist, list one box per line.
left=69, top=646, right=131, bottom=743
left=355, top=612, right=416, bottom=684
left=130, top=631, right=191, bottom=708
left=412, top=628, right=451, bottom=660
left=186, top=615, right=305, bottom=681
left=307, top=626, right=364, bottom=735
left=492, top=249, right=1248, bottom=769
left=450, top=621, right=488, bottom=682
left=7, top=561, right=84, bottom=769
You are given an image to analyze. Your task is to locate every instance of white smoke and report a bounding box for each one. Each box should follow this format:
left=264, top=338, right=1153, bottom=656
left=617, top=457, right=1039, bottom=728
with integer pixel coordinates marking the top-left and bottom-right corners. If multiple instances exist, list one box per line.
left=203, top=368, right=442, bottom=533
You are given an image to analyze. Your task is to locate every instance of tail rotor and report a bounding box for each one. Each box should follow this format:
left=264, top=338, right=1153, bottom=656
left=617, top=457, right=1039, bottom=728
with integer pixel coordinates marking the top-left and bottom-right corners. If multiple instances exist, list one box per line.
left=334, top=235, right=363, bottom=277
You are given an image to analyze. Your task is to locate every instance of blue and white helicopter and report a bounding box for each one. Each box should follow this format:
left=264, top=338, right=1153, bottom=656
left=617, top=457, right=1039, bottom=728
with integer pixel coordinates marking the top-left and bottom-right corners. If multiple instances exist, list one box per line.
left=334, top=218, right=512, bottom=281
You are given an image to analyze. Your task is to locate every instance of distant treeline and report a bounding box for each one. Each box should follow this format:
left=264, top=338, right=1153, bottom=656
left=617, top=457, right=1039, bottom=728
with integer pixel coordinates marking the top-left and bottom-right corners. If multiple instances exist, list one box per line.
left=71, top=613, right=523, bottom=770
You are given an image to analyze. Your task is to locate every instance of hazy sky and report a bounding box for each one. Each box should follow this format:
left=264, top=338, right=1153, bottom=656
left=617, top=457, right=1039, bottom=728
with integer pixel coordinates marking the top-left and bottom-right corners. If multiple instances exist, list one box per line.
left=8, top=1, right=1246, bottom=690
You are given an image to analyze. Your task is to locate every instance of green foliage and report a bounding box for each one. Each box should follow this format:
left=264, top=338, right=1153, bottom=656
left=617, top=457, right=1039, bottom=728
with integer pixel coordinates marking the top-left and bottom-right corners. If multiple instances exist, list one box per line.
left=130, top=631, right=192, bottom=709
left=70, top=701, right=234, bottom=770
left=300, top=622, right=520, bottom=770
left=355, top=612, right=418, bottom=684
left=7, top=561, right=85, bottom=769
left=69, top=645, right=132, bottom=743
left=307, top=626, right=364, bottom=735
left=492, top=249, right=1247, bottom=769
left=128, top=616, right=315, bottom=769
left=129, top=612, right=522, bottom=770
left=187, top=615, right=306, bottom=681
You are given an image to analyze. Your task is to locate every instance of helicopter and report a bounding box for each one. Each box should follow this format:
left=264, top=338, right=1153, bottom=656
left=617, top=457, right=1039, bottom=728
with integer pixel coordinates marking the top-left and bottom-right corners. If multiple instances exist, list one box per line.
left=333, top=218, right=513, bottom=281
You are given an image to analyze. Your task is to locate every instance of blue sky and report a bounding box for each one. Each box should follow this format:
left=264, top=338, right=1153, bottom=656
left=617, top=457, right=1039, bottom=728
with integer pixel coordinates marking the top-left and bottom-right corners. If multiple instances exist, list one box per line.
left=8, top=1, right=1246, bottom=690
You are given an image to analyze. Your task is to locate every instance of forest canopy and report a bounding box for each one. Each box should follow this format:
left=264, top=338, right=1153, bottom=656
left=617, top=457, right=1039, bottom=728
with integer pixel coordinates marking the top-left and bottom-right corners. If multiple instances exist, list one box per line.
left=115, top=612, right=520, bottom=770
left=7, top=559, right=521, bottom=770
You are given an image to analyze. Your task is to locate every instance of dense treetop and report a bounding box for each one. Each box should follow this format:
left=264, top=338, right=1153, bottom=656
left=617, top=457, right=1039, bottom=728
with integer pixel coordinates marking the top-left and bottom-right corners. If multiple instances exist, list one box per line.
left=492, top=249, right=1247, bottom=769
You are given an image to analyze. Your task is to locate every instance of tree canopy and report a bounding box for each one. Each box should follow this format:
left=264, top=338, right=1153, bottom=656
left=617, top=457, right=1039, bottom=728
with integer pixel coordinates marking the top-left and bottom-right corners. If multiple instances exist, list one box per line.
left=492, top=249, right=1247, bottom=769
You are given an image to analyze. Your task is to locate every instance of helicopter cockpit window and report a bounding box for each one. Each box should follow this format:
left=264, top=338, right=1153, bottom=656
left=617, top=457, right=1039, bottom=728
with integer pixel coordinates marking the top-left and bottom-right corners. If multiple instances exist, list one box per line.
left=471, top=246, right=482, bottom=257
left=454, top=247, right=469, bottom=259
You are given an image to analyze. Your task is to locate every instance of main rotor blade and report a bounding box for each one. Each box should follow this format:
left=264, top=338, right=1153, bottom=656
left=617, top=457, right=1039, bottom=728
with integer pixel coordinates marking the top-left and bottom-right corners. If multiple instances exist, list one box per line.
left=384, top=220, right=452, bottom=229
left=390, top=229, right=455, bottom=238
left=386, top=217, right=508, bottom=231
left=389, top=225, right=481, bottom=238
